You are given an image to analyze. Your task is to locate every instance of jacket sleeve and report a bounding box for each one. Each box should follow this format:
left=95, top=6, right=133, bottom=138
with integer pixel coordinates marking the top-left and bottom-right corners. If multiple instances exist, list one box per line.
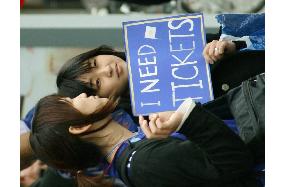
left=178, top=103, right=254, bottom=180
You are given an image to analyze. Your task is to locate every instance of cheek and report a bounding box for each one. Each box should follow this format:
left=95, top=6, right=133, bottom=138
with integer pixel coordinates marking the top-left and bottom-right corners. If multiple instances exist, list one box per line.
left=82, top=103, right=98, bottom=115
left=75, top=104, right=90, bottom=114
left=100, top=78, right=125, bottom=97
left=98, top=86, right=114, bottom=98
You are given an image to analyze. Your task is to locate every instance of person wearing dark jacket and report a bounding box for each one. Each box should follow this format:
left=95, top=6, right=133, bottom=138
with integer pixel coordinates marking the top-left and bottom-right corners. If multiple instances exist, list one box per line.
left=29, top=93, right=257, bottom=187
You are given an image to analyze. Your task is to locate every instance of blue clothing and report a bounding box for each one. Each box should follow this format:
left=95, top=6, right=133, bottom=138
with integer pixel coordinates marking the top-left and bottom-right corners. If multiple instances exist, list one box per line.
left=216, top=13, right=265, bottom=50
left=22, top=107, right=35, bottom=130
left=105, top=127, right=189, bottom=178
left=22, top=106, right=238, bottom=180
left=216, top=13, right=264, bottom=37
left=224, top=119, right=239, bottom=134
left=21, top=107, right=139, bottom=181
left=106, top=122, right=238, bottom=179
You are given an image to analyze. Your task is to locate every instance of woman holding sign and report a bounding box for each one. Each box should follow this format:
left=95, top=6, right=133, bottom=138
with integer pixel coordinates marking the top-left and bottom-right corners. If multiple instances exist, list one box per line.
left=29, top=93, right=258, bottom=187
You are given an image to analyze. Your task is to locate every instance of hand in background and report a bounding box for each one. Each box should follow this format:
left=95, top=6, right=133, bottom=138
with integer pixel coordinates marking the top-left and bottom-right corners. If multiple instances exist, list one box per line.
left=203, top=40, right=236, bottom=64
left=20, top=160, right=47, bottom=187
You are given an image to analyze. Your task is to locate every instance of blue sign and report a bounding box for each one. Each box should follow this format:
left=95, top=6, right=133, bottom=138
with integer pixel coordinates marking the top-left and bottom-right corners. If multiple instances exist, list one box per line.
left=123, top=13, right=214, bottom=116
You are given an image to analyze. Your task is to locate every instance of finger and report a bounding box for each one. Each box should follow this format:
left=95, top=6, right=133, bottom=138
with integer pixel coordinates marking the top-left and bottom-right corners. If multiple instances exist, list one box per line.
left=203, top=43, right=213, bottom=64
left=149, top=119, right=160, bottom=134
left=154, top=118, right=171, bottom=132
left=156, top=118, right=164, bottom=129
left=145, top=119, right=171, bottom=138
left=149, top=113, right=158, bottom=121
left=203, top=43, right=211, bottom=63
left=203, top=43, right=210, bottom=57
left=156, top=117, right=172, bottom=130
left=149, top=119, right=172, bottom=137
left=204, top=55, right=213, bottom=64
left=209, top=48, right=218, bottom=62
left=213, top=43, right=224, bottom=61
left=139, top=115, right=144, bottom=125
left=155, top=111, right=172, bottom=122
left=140, top=120, right=152, bottom=138
left=149, top=118, right=170, bottom=133
left=209, top=44, right=218, bottom=62
left=214, top=41, right=223, bottom=56
left=169, top=112, right=183, bottom=122
left=217, top=41, right=226, bottom=54
left=208, top=40, right=217, bottom=56
left=162, top=112, right=183, bottom=131
left=40, top=164, right=48, bottom=170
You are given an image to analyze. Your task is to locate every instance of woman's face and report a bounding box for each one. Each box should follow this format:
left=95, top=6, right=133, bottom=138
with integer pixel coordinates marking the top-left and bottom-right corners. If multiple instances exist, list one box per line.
left=65, top=93, right=109, bottom=115
left=79, top=55, right=128, bottom=98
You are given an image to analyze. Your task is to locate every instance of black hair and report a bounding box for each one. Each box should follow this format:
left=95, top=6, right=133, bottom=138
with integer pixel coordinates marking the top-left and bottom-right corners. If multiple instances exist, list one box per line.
left=56, top=45, right=126, bottom=98
left=55, top=45, right=138, bottom=123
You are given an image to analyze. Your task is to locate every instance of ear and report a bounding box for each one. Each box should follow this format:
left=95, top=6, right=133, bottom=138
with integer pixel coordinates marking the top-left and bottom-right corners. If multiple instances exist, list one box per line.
left=69, top=124, right=92, bottom=135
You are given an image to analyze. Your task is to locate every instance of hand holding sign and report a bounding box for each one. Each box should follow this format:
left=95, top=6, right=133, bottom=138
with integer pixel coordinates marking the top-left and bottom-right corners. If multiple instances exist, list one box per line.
left=203, top=40, right=237, bottom=64
left=139, top=111, right=183, bottom=139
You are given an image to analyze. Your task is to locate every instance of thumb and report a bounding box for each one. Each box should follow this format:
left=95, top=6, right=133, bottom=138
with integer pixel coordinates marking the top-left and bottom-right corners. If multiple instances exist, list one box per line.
left=162, top=112, right=183, bottom=130
left=169, top=112, right=183, bottom=123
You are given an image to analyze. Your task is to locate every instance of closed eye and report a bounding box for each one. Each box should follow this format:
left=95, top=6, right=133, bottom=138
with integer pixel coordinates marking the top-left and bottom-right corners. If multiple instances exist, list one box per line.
left=93, top=59, right=97, bottom=68
left=96, top=79, right=101, bottom=89
left=89, top=78, right=100, bottom=90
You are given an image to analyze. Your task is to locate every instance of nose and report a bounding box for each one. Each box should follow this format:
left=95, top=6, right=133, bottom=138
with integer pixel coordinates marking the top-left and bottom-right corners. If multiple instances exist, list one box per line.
left=98, top=65, right=112, bottom=77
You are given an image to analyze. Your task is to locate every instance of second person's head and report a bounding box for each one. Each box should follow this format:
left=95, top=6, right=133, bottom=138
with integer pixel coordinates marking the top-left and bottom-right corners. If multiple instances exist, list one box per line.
left=56, top=45, right=129, bottom=99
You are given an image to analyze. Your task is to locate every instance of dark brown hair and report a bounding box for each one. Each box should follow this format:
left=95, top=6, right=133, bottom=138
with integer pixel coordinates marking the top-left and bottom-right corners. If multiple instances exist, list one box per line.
left=30, top=94, right=118, bottom=187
